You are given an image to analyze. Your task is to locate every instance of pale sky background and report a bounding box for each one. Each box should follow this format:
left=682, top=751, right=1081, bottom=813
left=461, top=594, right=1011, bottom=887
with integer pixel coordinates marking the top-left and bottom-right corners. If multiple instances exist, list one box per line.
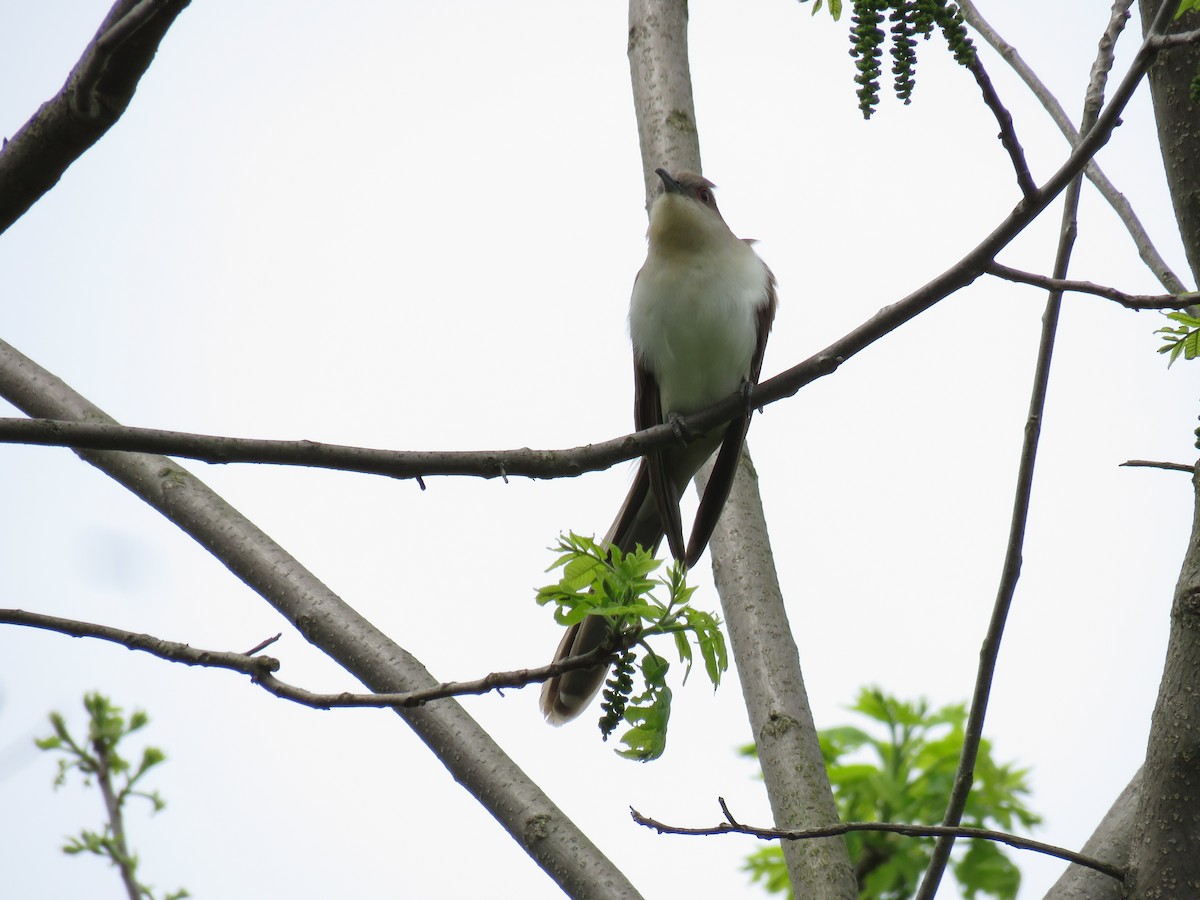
left=1, top=2, right=1197, bottom=898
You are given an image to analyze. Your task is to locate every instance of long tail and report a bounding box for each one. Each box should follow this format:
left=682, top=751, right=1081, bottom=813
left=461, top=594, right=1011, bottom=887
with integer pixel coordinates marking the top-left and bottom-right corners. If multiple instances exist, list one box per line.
left=539, top=461, right=663, bottom=724
left=538, top=425, right=733, bottom=724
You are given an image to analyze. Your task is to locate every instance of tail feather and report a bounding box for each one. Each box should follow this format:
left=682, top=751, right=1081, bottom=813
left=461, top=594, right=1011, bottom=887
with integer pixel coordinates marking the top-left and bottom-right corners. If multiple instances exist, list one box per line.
left=540, top=463, right=665, bottom=724
left=540, top=441, right=705, bottom=729
left=539, top=431, right=729, bottom=723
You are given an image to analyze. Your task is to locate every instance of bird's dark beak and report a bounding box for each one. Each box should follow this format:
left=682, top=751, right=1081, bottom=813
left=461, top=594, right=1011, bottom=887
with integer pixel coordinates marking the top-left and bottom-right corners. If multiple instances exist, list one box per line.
left=655, top=168, right=684, bottom=195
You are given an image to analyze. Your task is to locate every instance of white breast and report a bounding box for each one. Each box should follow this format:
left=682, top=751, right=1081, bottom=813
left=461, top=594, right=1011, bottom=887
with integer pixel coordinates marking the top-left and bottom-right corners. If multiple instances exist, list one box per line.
left=629, top=238, right=766, bottom=416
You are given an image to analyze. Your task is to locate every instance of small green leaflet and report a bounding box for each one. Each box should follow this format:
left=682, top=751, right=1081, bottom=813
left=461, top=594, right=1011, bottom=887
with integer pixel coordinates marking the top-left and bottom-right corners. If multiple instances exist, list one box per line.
left=538, top=532, right=728, bottom=761
left=1156, top=310, right=1200, bottom=366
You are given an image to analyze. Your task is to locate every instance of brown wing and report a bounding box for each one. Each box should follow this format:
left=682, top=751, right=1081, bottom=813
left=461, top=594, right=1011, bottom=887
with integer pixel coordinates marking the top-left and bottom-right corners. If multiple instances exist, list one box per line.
left=684, top=269, right=777, bottom=567
left=748, top=267, right=778, bottom=386
left=635, top=356, right=686, bottom=562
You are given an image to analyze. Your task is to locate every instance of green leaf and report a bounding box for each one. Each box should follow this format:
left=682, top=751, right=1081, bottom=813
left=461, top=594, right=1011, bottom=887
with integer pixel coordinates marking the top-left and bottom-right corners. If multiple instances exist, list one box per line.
left=743, top=846, right=792, bottom=894
left=672, top=628, right=693, bottom=674
left=1156, top=310, right=1200, bottom=366
left=597, top=602, right=662, bottom=619
left=744, top=686, right=1042, bottom=898
left=539, top=533, right=727, bottom=761
left=554, top=600, right=599, bottom=627
left=1176, top=0, right=1200, bottom=19
left=953, top=839, right=1022, bottom=900
left=40, top=693, right=187, bottom=900
left=616, top=684, right=673, bottom=762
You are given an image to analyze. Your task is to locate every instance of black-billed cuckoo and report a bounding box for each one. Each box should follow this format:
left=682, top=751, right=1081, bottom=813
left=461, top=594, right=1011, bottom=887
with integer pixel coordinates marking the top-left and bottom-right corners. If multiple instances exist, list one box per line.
left=540, top=169, right=777, bottom=724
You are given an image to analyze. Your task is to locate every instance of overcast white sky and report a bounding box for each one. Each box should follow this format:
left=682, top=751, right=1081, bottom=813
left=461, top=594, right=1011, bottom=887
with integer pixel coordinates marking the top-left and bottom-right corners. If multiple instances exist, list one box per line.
left=1, top=2, right=1197, bottom=898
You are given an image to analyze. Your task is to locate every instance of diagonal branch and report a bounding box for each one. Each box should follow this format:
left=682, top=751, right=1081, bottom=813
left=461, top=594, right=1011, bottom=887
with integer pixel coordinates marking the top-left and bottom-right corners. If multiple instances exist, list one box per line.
left=0, top=243, right=1191, bottom=481
left=917, top=4, right=1141, bottom=896
left=0, top=11, right=1186, bottom=494
left=744, top=1, right=1187, bottom=429
left=0, top=0, right=192, bottom=235
left=965, top=52, right=1036, bottom=197
left=985, top=261, right=1198, bottom=309
left=958, top=0, right=1190, bottom=295
left=0, top=342, right=641, bottom=899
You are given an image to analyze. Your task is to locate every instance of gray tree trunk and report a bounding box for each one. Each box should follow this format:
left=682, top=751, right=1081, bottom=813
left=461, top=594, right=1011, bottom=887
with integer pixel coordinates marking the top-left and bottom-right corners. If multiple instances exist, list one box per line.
left=1124, top=466, right=1200, bottom=898
left=1043, top=769, right=1140, bottom=899
left=1139, top=0, right=1200, bottom=292
left=700, top=451, right=858, bottom=899
left=627, top=2, right=855, bottom=896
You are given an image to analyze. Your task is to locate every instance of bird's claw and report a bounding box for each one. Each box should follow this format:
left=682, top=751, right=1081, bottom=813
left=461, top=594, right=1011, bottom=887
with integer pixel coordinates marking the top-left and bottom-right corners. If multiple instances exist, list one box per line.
left=666, top=412, right=694, bottom=443
left=740, top=380, right=757, bottom=418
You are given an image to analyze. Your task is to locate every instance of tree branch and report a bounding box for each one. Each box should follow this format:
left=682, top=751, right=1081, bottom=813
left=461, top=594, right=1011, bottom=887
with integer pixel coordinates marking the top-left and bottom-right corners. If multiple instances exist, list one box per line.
left=0, top=0, right=191, bottom=235
left=628, top=806, right=1124, bottom=882
left=0, top=607, right=621, bottom=710
left=1120, top=459, right=1196, bottom=472
left=627, top=1, right=856, bottom=897
left=985, top=261, right=1197, bottom=309
left=0, top=12, right=1186, bottom=490
left=0, top=348, right=640, bottom=898
left=0, top=416, right=637, bottom=482
left=1147, top=25, right=1200, bottom=50
left=1045, top=769, right=1142, bottom=900
left=965, top=53, right=1037, bottom=197
left=1125, top=464, right=1200, bottom=895
left=699, top=450, right=855, bottom=894
left=92, top=732, right=142, bottom=900
left=917, top=5, right=1142, bottom=896
left=958, top=0, right=1190, bottom=295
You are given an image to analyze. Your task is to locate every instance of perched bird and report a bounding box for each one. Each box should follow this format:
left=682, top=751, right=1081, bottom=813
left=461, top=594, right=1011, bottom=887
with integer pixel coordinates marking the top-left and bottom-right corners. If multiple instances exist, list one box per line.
left=540, top=168, right=777, bottom=724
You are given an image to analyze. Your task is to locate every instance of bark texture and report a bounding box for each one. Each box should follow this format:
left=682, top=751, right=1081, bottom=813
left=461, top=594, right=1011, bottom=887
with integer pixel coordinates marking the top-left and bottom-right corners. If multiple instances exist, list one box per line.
left=1139, top=0, right=1200, bottom=290
left=700, top=452, right=858, bottom=899
left=1043, top=769, right=1140, bottom=899
left=627, top=1, right=855, bottom=896
left=1125, top=465, right=1200, bottom=899
left=0, top=0, right=192, bottom=235
left=0, top=339, right=644, bottom=900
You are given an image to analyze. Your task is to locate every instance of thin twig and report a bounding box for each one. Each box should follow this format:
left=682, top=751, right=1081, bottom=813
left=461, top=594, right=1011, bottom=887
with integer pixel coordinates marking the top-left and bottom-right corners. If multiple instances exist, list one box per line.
left=243, top=633, right=282, bottom=656
left=965, top=53, right=1036, bottom=197
left=917, top=5, right=1142, bottom=897
left=92, top=735, right=141, bottom=900
left=628, top=807, right=1125, bottom=881
left=1120, top=459, right=1196, bottom=473
left=1148, top=26, right=1200, bottom=50
left=958, top=0, right=1190, bottom=295
left=985, top=261, right=1196, bottom=309
left=0, top=607, right=619, bottom=709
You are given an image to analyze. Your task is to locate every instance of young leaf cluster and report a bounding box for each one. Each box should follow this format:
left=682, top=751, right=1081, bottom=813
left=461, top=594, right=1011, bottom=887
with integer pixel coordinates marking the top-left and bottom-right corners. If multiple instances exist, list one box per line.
left=537, top=533, right=728, bottom=762
left=36, top=693, right=188, bottom=900
left=848, top=0, right=976, bottom=118
left=1156, top=309, right=1200, bottom=366
left=743, top=687, right=1040, bottom=900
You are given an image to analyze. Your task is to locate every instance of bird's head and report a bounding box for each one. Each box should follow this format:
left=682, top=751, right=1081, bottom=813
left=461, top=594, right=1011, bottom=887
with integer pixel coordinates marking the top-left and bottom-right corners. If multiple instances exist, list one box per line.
left=647, top=168, right=732, bottom=253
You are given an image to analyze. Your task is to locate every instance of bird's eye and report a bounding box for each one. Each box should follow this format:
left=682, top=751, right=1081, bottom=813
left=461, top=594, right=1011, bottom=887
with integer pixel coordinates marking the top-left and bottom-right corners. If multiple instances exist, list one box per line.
left=697, top=189, right=711, bottom=203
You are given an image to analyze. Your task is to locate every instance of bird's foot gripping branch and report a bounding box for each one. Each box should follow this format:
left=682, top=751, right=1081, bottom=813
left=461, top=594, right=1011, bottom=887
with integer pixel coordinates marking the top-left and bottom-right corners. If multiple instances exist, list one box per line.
left=536, top=533, right=727, bottom=761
